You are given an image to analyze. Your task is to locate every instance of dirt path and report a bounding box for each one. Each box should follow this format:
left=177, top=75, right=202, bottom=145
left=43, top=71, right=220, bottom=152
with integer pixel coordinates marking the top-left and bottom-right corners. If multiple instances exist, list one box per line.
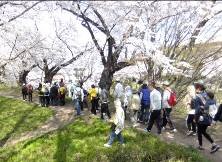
left=0, top=91, right=75, bottom=147
left=1, top=91, right=221, bottom=161
left=135, top=117, right=222, bottom=162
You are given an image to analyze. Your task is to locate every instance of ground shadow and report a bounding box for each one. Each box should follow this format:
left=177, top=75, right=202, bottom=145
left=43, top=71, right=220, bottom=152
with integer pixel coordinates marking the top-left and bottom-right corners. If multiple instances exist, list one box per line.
left=0, top=105, right=37, bottom=147
left=54, top=128, right=71, bottom=162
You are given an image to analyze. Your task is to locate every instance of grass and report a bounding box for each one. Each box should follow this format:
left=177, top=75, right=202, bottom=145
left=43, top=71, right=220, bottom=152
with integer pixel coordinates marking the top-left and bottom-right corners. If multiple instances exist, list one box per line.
left=0, top=96, right=53, bottom=146
left=0, top=117, right=209, bottom=162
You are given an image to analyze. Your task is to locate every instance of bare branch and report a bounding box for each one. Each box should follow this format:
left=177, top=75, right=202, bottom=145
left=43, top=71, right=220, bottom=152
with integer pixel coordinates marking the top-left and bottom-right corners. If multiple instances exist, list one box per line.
left=0, top=1, right=43, bottom=27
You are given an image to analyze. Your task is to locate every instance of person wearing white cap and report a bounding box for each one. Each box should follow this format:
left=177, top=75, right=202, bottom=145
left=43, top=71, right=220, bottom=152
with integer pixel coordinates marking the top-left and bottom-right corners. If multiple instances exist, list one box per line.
left=161, top=80, right=177, bottom=132
left=72, top=82, right=84, bottom=116
left=113, top=78, right=124, bottom=103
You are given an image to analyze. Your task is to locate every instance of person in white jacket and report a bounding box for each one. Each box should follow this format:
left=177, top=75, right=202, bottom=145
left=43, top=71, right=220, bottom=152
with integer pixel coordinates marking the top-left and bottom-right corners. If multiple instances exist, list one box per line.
left=104, top=98, right=125, bottom=147
left=161, top=81, right=177, bottom=132
left=183, top=85, right=196, bottom=136
left=72, top=82, right=84, bottom=116
left=145, top=81, right=162, bottom=134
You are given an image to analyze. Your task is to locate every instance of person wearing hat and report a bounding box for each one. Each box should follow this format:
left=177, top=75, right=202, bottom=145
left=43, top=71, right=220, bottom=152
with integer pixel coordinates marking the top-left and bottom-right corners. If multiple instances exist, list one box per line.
left=72, top=82, right=84, bottom=116
left=144, top=81, right=162, bottom=134
left=193, top=81, right=220, bottom=153
left=88, top=84, right=98, bottom=115
left=161, top=80, right=177, bottom=132
left=50, top=82, right=59, bottom=106
left=113, top=78, right=124, bottom=102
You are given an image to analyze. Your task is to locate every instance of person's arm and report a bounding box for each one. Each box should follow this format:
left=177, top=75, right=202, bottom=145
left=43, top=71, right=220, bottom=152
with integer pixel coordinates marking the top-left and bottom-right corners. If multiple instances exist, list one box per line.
left=81, top=89, right=84, bottom=102
left=214, top=104, right=222, bottom=121
left=150, top=92, right=155, bottom=111
left=140, top=91, right=143, bottom=101
left=162, top=90, right=169, bottom=108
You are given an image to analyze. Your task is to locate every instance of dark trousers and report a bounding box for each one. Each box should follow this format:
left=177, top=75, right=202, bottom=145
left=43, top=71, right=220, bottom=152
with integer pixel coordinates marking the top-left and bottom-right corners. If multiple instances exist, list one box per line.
left=39, top=96, right=44, bottom=106
left=139, top=103, right=150, bottom=123
left=162, top=108, right=175, bottom=130
left=91, top=98, right=97, bottom=115
left=28, top=93, right=32, bottom=102
left=22, top=93, right=27, bottom=100
left=43, top=96, right=50, bottom=107
left=187, top=114, right=196, bottom=132
left=51, top=96, right=58, bottom=106
left=80, top=101, right=83, bottom=111
left=197, top=124, right=214, bottom=146
left=60, top=95, right=65, bottom=106
left=101, top=103, right=111, bottom=119
left=147, top=110, right=161, bottom=134
left=95, top=98, right=99, bottom=110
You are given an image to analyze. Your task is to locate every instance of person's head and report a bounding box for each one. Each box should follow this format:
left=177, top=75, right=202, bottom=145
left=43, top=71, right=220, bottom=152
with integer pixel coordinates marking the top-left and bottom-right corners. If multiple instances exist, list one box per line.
left=207, top=91, right=214, bottom=100
left=91, top=84, right=95, bottom=88
left=162, top=80, right=170, bottom=88
left=132, top=78, right=136, bottom=82
left=138, top=80, right=143, bottom=85
left=116, top=78, right=120, bottom=83
left=194, top=80, right=205, bottom=93
left=141, top=83, right=148, bottom=89
left=194, top=83, right=203, bottom=93
left=149, top=81, right=156, bottom=90
left=155, top=81, right=162, bottom=88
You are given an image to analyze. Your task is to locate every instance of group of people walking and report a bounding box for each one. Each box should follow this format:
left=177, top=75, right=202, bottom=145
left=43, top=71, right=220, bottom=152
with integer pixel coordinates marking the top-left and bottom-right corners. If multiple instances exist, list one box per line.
left=103, top=78, right=177, bottom=147
left=103, top=79, right=221, bottom=154
left=21, top=83, right=33, bottom=102
left=184, top=81, right=221, bottom=153
left=21, top=77, right=222, bottom=153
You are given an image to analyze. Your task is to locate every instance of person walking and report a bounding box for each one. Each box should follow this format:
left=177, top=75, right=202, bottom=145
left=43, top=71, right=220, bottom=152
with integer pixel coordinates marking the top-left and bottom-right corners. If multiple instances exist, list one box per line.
left=184, top=85, right=197, bottom=136
left=88, top=84, right=98, bottom=115
left=21, top=83, right=28, bottom=101
left=100, top=86, right=111, bottom=120
left=139, top=83, right=150, bottom=124
left=113, top=79, right=124, bottom=103
left=50, top=82, right=59, bottom=106
left=194, top=82, right=220, bottom=153
left=37, top=83, right=44, bottom=106
left=27, top=83, right=33, bottom=102
left=129, top=78, right=140, bottom=126
left=58, top=85, right=66, bottom=106
left=144, top=81, right=162, bottom=134
left=123, top=85, right=132, bottom=120
left=161, top=81, right=177, bottom=132
left=72, top=82, right=84, bottom=116
left=104, top=98, right=125, bottom=147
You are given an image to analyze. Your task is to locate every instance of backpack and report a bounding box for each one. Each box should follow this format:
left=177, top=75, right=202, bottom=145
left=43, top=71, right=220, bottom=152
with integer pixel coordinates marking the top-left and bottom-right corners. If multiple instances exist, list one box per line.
left=197, top=94, right=212, bottom=125
left=59, top=87, right=66, bottom=95
left=209, top=104, right=218, bottom=118
left=167, top=90, right=177, bottom=107
left=75, top=88, right=82, bottom=100
left=141, top=89, right=150, bottom=105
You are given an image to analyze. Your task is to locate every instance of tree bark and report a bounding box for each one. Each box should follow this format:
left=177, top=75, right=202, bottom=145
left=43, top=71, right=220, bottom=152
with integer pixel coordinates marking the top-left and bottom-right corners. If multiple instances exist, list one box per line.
left=18, top=70, right=29, bottom=85
left=99, top=66, right=114, bottom=91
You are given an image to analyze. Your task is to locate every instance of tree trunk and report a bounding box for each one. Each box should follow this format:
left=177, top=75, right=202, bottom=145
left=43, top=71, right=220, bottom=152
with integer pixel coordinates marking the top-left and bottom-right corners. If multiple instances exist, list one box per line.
left=98, top=66, right=114, bottom=91
left=18, top=70, right=29, bottom=85
left=44, top=71, right=57, bottom=84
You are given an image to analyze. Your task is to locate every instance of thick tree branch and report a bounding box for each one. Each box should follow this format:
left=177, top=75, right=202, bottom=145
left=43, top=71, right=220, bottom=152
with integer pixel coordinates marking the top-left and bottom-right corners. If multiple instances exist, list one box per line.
left=0, top=1, right=43, bottom=27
